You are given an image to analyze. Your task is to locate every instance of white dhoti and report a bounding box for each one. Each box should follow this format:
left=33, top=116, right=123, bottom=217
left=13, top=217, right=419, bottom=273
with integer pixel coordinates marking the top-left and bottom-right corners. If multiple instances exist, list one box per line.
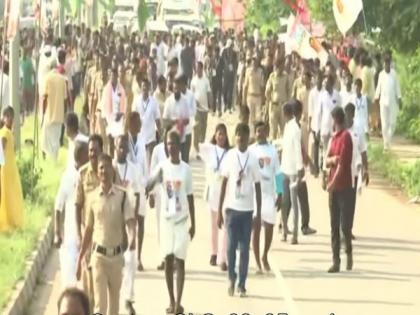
left=59, top=241, right=78, bottom=289
left=122, top=249, right=137, bottom=302
left=42, top=122, right=62, bottom=160
left=160, top=215, right=190, bottom=260
left=380, top=104, right=398, bottom=149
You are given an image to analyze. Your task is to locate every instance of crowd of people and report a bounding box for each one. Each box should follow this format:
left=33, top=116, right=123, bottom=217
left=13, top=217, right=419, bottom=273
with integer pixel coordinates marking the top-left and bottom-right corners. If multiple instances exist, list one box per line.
left=0, top=16, right=404, bottom=315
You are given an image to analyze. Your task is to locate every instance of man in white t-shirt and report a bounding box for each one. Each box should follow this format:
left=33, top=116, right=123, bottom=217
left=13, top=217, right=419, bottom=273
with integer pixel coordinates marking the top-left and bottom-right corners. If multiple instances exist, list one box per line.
left=340, top=73, right=355, bottom=109
left=180, top=75, right=196, bottom=163
left=163, top=76, right=192, bottom=163
left=113, top=135, right=141, bottom=315
left=146, top=130, right=195, bottom=314
left=308, top=72, right=324, bottom=176
left=54, top=142, right=88, bottom=289
left=191, top=61, right=212, bottom=160
left=65, top=113, right=89, bottom=169
left=249, top=121, right=283, bottom=273
left=281, top=102, right=305, bottom=244
left=133, top=78, right=161, bottom=165
left=218, top=123, right=262, bottom=297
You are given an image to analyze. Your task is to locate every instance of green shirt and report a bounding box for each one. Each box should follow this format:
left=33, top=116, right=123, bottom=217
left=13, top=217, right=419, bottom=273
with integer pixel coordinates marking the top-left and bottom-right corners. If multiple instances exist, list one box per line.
left=20, top=57, right=34, bottom=89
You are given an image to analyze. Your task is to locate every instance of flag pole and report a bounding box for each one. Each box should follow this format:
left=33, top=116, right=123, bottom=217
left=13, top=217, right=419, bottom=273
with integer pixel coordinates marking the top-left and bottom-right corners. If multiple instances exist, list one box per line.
left=0, top=0, right=10, bottom=108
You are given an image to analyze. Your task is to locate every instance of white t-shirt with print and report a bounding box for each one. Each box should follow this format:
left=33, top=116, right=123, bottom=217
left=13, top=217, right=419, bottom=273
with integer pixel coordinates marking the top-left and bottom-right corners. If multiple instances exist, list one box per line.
left=199, top=143, right=230, bottom=211
left=133, top=95, right=161, bottom=145
left=156, top=159, right=193, bottom=221
left=221, top=148, right=261, bottom=212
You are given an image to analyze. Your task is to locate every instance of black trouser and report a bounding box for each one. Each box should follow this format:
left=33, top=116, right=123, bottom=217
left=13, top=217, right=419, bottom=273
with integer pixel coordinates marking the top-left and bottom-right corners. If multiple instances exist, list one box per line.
left=223, top=74, right=234, bottom=111
left=282, top=178, right=311, bottom=230
left=181, top=134, right=191, bottom=163
left=311, top=131, right=320, bottom=176
left=329, top=188, right=353, bottom=264
left=211, top=76, right=222, bottom=113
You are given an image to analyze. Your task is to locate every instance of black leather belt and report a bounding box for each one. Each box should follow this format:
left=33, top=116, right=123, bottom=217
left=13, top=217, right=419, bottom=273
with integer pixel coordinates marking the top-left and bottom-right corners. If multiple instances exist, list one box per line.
left=93, top=243, right=122, bottom=257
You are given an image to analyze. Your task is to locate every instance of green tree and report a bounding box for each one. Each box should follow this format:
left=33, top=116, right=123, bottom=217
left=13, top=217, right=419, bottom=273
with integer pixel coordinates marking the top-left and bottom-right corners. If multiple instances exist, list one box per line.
left=245, top=0, right=292, bottom=35
left=137, top=0, right=149, bottom=32
left=309, top=0, right=420, bottom=53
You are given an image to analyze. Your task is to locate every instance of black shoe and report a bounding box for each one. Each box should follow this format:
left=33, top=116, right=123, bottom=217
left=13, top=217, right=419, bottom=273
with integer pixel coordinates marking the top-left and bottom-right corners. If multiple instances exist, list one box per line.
left=210, top=255, right=217, bottom=266
left=351, top=234, right=356, bottom=240
left=302, top=226, right=317, bottom=235
left=291, top=237, right=298, bottom=245
left=328, top=263, right=340, bottom=273
left=346, top=255, right=353, bottom=271
left=157, top=261, right=165, bottom=270
left=228, top=282, right=235, bottom=296
left=220, top=262, right=228, bottom=271
left=125, top=301, right=136, bottom=315
left=237, top=286, right=247, bottom=297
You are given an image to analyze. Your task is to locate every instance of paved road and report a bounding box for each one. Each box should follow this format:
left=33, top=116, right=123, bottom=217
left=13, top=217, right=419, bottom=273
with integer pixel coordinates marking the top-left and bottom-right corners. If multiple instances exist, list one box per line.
left=27, top=113, right=420, bottom=315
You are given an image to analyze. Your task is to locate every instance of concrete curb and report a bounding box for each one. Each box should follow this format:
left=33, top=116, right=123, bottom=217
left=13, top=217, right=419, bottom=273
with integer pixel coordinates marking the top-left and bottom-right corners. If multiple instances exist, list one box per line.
left=3, top=217, right=54, bottom=315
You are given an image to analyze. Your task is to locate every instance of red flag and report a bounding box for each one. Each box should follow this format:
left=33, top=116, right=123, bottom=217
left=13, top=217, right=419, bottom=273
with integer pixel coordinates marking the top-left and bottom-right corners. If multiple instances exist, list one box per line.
left=284, top=0, right=310, bottom=26
left=210, top=0, right=222, bottom=17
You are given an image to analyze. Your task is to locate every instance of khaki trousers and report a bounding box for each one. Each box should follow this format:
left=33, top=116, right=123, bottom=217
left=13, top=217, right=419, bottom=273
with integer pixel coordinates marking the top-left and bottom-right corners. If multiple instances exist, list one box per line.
left=193, top=110, right=208, bottom=153
left=269, top=103, right=284, bottom=140
left=248, top=95, right=263, bottom=135
left=92, top=254, right=124, bottom=315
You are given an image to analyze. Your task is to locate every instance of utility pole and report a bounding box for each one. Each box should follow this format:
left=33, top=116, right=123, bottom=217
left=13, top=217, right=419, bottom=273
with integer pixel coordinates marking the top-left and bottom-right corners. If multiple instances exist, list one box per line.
left=9, top=23, right=20, bottom=151
left=58, top=0, right=65, bottom=38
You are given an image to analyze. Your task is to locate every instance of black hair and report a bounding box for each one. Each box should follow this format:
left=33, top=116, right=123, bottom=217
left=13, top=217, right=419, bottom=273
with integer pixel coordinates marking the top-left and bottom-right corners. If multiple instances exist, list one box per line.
left=88, top=134, right=104, bottom=152
left=283, top=101, right=294, bottom=116
left=167, top=129, right=181, bottom=147
left=2, top=106, right=14, bottom=118
left=345, top=102, right=356, bottom=115
left=74, top=141, right=88, bottom=163
left=157, top=75, right=167, bottom=85
left=254, top=121, right=267, bottom=131
left=210, top=123, right=230, bottom=149
left=354, top=78, right=363, bottom=87
left=58, top=49, right=66, bottom=65
left=57, top=288, right=89, bottom=315
left=331, top=106, right=346, bottom=125
left=235, top=123, right=250, bottom=137
left=292, top=99, right=303, bottom=115
left=98, top=153, right=113, bottom=165
left=65, top=112, right=79, bottom=131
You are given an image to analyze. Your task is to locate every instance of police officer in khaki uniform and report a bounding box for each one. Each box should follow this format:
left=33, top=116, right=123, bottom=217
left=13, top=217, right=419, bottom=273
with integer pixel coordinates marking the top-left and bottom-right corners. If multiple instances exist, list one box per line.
left=75, top=134, right=103, bottom=312
left=76, top=153, right=136, bottom=315
left=265, top=58, right=290, bottom=139
left=84, top=53, right=100, bottom=133
left=243, top=54, right=265, bottom=135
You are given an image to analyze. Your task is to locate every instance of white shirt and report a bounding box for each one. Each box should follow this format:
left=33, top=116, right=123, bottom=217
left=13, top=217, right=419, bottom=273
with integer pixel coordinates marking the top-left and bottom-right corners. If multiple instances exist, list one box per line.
left=200, top=143, right=230, bottom=210
left=349, top=124, right=367, bottom=183
left=308, top=87, right=322, bottom=132
left=115, top=160, right=141, bottom=195
left=195, top=44, right=206, bottom=63
left=183, top=89, right=196, bottom=135
left=133, top=95, right=161, bottom=145
left=67, top=132, right=89, bottom=168
left=157, top=42, right=168, bottom=76
left=156, top=159, right=193, bottom=220
left=151, top=142, right=168, bottom=174
left=163, top=94, right=191, bottom=142
left=281, top=119, right=303, bottom=176
left=127, top=132, right=149, bottom=187
left=191, top=75, right=211, bottom=112
left=352, top=94, right=369, bottom=134
left=221, top=148, right=261, bottom=211
left=340, top=89, right=355, bottom=109
left=249, top=143, right=281, bottom=198
left=317, top=89, right=342, bottom=136
left=55, top=167, right=79, bottom=244
left=375, top=69, right=401, bottom=108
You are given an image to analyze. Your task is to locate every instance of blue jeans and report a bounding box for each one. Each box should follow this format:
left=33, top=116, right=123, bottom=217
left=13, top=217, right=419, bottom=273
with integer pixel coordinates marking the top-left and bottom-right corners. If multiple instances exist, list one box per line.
left=225, top=209, right=253, bottom=289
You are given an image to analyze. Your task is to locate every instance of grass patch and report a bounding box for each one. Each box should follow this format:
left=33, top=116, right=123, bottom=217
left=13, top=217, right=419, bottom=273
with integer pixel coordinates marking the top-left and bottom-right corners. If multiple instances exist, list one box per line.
left=369, top=144, right=420, bottom=197
left=0, top=115, right=67, bottom=309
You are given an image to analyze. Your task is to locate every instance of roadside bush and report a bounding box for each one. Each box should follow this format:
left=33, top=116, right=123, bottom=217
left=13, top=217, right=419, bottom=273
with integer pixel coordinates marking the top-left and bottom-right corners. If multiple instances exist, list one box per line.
left=16, top=155, right=42, bottom=202
left=395, top=48, right=420, bottom=143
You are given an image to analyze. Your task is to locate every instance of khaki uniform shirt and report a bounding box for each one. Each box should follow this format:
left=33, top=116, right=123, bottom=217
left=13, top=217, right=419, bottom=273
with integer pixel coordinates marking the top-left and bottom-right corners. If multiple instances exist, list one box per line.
left=296, top=85, right=311, bottom=124
left=243, top=67, right=265, bottom=100
left=76, top=163, right=100, bottom=227
left=265, top=71, right=290, bottom=105
left=86, top=185, right=134, bottom=248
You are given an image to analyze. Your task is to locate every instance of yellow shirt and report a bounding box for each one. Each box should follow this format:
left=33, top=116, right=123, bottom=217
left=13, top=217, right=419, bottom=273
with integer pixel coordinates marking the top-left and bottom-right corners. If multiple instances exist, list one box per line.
left=44, top=70, right=67, bottom=124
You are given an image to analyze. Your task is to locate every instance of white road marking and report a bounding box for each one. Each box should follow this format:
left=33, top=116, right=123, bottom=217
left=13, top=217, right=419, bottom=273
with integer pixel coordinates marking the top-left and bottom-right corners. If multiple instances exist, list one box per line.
left=271, top=260, right=301, bottom=315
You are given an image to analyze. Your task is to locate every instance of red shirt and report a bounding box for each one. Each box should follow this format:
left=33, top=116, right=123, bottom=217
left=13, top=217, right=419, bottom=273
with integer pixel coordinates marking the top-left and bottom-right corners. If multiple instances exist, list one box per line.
left=328, top=129, right=353, bottom=191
